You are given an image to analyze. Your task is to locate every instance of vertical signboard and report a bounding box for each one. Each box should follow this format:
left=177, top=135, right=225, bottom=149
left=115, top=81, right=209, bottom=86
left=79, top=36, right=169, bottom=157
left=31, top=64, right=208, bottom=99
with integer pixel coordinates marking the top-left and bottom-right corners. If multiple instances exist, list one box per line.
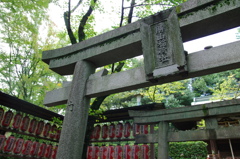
left=141, top=7, right=187, bottom=81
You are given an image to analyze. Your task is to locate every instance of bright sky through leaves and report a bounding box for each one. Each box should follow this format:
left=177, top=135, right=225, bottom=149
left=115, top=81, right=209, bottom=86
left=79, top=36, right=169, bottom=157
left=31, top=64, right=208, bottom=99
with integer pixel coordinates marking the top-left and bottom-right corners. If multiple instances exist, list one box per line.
left=48, top=1, right=240, bottom=54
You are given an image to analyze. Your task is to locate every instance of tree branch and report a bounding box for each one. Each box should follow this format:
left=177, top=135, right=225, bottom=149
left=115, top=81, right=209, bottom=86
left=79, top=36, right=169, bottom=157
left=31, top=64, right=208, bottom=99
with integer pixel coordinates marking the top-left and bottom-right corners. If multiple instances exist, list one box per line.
left=71, top=0, right=83, bottom=13
left=111, top=0, right=125, bottom=73
left=119, top=0, right=125, bottom=27
left=78, top=0, right=97, bottom=42
left=124, top=3, right=171, bottom=9
left=127, top=0, right=135, bottom=24
left=64, top=0, right=77, bottom=44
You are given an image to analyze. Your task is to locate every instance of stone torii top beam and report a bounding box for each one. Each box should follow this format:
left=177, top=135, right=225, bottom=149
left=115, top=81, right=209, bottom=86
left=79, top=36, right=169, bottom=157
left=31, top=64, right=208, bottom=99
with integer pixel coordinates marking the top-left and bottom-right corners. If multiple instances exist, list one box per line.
left=43, top=0, right=240, bottom=106
left=42, top=0, right=240, bottom=76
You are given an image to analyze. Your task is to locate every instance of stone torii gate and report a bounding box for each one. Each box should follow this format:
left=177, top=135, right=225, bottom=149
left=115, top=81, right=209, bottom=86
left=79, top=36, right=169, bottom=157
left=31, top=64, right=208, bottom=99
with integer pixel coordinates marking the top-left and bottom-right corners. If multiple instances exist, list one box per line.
left=42, top=0, right=240, bottom=158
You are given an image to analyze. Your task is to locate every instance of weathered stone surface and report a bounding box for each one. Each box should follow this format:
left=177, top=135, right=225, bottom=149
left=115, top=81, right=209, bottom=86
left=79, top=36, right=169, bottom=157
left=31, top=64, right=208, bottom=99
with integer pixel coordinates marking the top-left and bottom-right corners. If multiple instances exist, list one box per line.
left=179, top=0, right=214, bottom=14
left=180, top=0, right=240, bottom=42
left=44, top=40, right=240, bottom=106
left=205, top=117, right=218, bottom=129
left=88, top=69, right=108, bottom=80
left=158, top=122, right=169, bottom=158
left=62, top=81, right=71, bottom=87
left=129, top=99, right=240, bottom=124
left=44, top=69, right=108, bottom=107
left=49, top=32, right=142, bottom=75
left=188, top=40, right=240, bottom=76
left=170, top=127, right=240, bottom=141
left=44, top=85, right=70, bottom=106
left=56, top=61, right=95, bottom=159
left=86, top=40, right=240, bottom=97
left=42, top=22, right=141, bottom=64
left=141, top=8, right=186, bottom=81
left=135, top=126, right=240, bottom=143
left=44, top=66, right=148, bottom=106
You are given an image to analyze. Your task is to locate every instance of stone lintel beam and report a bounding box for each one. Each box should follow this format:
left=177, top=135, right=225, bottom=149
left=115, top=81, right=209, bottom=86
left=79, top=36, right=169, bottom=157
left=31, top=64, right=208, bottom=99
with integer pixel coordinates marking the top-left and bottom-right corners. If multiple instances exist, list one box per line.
left=44, top=69, right=108, bottom=107
left=44, top=40, right=240, bottom=106
left=180, top=0, right=240, bottom=42
left=135, top=126, right=240, bottom=143
left=86, top=40, right=240, bottom=97
left=42, top=22, right=141, bottom=64
left=42, top=0, right=240, bottom=75
left=48, top=33, right=142, bottom=75
left=43, top=86, right=70, bottom=106
left=129, top=99, right=240, bottom=124
left=179, top=0, right=216, bottom=14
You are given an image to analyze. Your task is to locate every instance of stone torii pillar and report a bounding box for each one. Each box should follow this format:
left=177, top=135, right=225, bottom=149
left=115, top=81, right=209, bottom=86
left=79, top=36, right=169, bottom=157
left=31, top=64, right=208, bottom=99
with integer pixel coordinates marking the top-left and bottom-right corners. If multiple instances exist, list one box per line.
left=158, top=121, right=169, bottom=159
left=56, top=61, right=95, bottom=159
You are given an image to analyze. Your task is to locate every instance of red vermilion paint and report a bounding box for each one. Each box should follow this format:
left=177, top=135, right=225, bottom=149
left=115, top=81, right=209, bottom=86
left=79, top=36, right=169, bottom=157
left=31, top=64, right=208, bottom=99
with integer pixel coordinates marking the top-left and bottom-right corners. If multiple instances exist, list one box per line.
left=30, top=141, right=40, bottom=157
left=22, top=140, right=32, bottom=156
left=55, top=128, right=61, bottom=140
left=28, top=118, right=37, bottom=134
left=141, top=144, right=150, bottom=159
left=132, top=144, right=140, bottom=159
left=20, top=116, right=30, bottom=132
left=93, top=145, right=99, bottom=159
left=87, top=145, right=93, bottom=159
left=109, top=123, right=115, bottom=139
left=38, top=142, right=47, bottom=158
left=115, top=123, right=123, bottom=138
left=12, top=113, right=22, bottom=130
left=4, top=135, right=15, bottom=152
left=114, top=144, right=123, bottom=159
left=35, top=121, right=44, bottom=136
left=93, top=125, right=101, bottom=140
left=101, top=124, right=108, bottom=139
left=123, top=122, right=131, bottom=138
left=0, top=135, right=6, bottom=150
left=107, top=145, right=114, bottom=159
left=13, top=138, right=24, bottom=154
left=2, top=110, right=13, bottom=127
left=123, top=144, right=131, bottom=159
left=51, top=145, right=58, bottom=159
left=43, top=123, right=51, bottom=137
left=140, top=125, right=148, bottom=134
left=49, top=124, right=57, bottom=139
left=99, top=145, right=108, bottom=159
left=133, top=124, right=140, bottom=137
left=45, top=144, right=53, bottom=158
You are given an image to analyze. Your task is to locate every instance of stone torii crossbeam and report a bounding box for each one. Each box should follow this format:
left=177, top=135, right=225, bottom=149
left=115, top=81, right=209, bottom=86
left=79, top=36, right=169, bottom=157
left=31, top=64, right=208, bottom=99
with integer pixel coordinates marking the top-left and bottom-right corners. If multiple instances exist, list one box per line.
left=42, top=0, right=240, bottom=158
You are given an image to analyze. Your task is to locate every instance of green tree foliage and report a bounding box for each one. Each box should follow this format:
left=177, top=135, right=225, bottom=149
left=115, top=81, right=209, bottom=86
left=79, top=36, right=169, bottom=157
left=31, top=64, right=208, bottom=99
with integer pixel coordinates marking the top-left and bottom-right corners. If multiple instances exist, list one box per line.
left=100, top=79, right=194, bottom=110
left=192, top=77, right=209, bottom=96
left=0, top=0, right=65, bottom=110
left=211, top=74, right=240, bottom=100
left=168, top=141, right=208, bottom=159
left=132, top=0, right=187, bottom=19
left=98, top=57, right=193, bottom=110
left=165, top=89, right=193, bottom=108
left=192, top=69, right=240, bottom=99
left=191, top=27, right=240, bottom=99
